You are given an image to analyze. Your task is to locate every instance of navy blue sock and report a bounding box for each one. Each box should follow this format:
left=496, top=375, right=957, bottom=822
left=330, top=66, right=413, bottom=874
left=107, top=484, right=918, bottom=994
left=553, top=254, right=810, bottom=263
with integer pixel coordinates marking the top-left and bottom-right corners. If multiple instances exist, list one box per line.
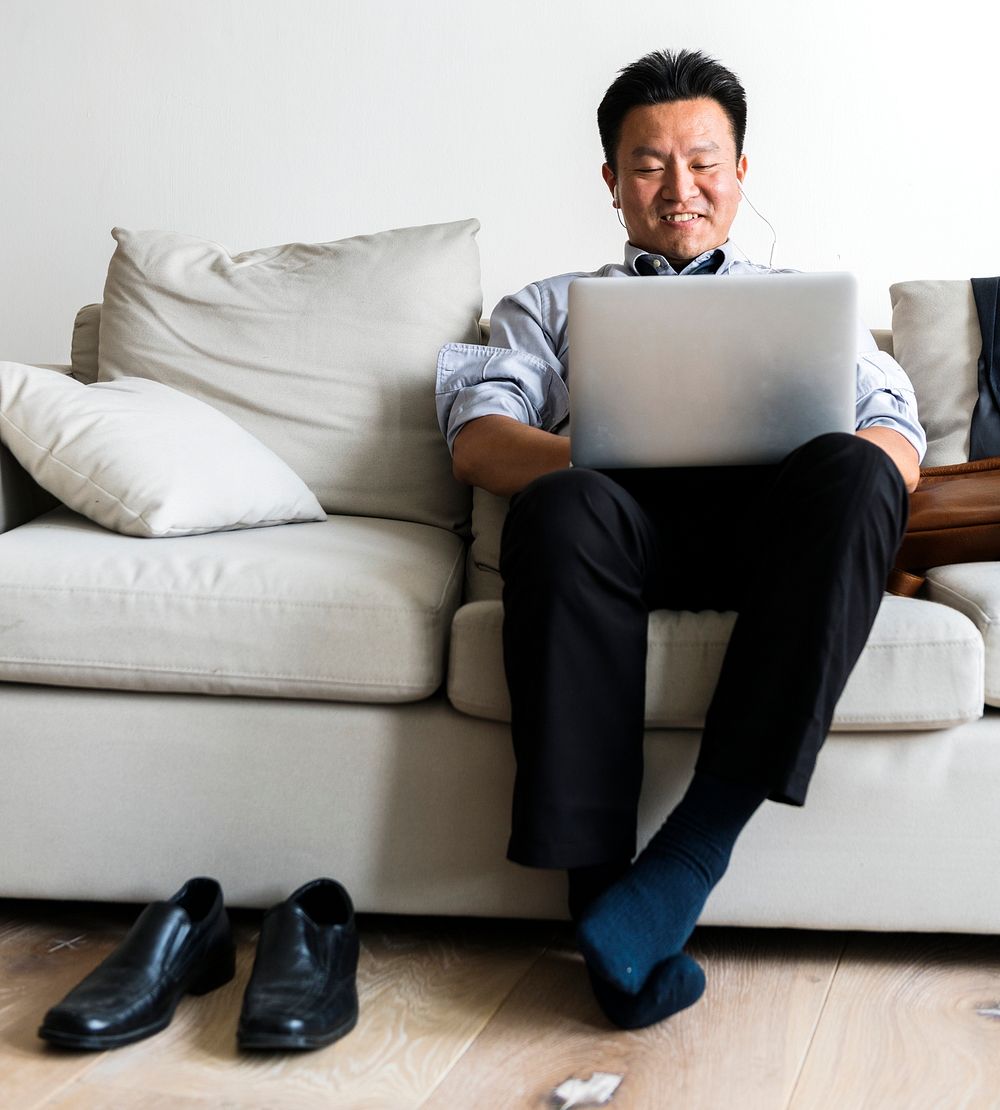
left=577, top=770, right=768, bottom=993
left=567, top=860, right=631, bottom=923
left=588, top=951, right=706, bottom=1029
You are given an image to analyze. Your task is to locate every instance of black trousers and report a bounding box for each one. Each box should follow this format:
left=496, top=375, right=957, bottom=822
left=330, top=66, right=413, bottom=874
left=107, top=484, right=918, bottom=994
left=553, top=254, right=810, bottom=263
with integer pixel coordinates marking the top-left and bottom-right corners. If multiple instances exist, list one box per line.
left=498, top=432, right=909, bottom=869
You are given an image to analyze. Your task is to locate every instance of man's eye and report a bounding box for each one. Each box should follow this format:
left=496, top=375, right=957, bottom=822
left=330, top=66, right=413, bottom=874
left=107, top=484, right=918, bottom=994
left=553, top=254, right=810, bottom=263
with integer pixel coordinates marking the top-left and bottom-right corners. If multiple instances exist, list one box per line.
left=636, top=167, right=662, bottom=174
left=694, top=163, right=720, bottom=170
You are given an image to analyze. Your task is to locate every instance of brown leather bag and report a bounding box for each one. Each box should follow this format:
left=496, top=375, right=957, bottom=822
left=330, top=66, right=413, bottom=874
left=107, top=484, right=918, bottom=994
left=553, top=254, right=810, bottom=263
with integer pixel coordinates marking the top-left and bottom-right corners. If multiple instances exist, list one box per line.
left=888, top=455, right=1000, bottom=596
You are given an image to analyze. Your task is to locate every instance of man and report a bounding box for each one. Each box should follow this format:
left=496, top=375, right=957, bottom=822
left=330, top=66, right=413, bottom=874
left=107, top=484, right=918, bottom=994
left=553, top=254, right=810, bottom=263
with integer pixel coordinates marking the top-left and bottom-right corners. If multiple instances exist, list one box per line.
left=435, top=49, right=925, bottom=1030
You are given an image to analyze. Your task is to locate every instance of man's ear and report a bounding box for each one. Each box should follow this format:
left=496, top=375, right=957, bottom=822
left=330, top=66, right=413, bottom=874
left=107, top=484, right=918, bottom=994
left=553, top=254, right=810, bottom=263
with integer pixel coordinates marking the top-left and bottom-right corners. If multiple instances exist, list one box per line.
left=602, top=163, right=617, bottom=201
left=737, top=153, right=748, bottom=185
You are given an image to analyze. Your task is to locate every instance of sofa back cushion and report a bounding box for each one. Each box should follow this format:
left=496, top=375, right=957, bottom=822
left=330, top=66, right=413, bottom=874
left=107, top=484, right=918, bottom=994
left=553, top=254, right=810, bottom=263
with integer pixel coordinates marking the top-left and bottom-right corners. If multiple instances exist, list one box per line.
left=466, top=486, right=508, bottom=602
left=890, top=279, right=982, bottom=467
left=97, top=220, right=482, bottom=534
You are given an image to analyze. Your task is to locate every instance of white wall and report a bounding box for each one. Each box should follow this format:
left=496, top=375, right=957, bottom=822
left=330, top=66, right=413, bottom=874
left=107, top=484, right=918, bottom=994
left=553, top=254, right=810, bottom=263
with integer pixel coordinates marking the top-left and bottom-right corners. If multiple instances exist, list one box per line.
left=3, top=0, right=998, bottom=362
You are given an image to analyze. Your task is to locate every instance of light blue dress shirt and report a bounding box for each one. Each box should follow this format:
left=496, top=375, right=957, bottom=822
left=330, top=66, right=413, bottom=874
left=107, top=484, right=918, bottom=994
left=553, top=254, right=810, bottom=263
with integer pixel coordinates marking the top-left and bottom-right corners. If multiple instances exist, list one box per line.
left=435, top=239, right=927, bottom=462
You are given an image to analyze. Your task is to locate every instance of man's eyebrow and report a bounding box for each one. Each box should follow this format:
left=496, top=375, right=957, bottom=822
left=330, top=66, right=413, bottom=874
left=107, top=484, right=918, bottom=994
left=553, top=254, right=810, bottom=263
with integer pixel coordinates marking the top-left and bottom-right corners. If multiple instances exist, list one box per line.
left=629, top=142, right=721, bottom=158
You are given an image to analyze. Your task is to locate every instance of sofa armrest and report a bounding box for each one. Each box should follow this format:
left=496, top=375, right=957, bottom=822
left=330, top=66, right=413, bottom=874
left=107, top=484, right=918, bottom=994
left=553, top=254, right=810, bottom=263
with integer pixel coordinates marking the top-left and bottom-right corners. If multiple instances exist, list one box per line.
left=0, top=443, right=59, bottom=534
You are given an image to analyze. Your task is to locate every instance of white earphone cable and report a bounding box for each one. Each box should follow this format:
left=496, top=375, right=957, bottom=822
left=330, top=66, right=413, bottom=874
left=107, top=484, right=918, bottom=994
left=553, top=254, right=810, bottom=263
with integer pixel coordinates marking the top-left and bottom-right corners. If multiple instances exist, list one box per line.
left=737, top=184, right=778, bottom=268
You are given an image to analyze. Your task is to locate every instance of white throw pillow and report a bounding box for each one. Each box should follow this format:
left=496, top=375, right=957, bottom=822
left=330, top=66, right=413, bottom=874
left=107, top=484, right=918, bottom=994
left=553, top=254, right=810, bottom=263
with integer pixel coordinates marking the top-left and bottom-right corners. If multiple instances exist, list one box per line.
left=97, top=220, right=483, bottom=534
left=0, top=362, right=326, bottom=538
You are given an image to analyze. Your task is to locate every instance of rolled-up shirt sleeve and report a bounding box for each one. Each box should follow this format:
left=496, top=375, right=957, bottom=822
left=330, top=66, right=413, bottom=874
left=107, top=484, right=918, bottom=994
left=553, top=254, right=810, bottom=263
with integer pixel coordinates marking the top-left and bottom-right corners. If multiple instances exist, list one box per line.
left=435, top=282, right=570, bottom=455
left=854, top=341, right=927, bottom=464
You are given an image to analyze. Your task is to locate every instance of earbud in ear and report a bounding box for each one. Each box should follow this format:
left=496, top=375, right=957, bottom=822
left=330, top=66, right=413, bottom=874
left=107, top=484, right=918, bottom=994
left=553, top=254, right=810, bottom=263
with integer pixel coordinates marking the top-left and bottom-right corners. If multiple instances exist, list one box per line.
left=612, top=183, right=628, bottom=229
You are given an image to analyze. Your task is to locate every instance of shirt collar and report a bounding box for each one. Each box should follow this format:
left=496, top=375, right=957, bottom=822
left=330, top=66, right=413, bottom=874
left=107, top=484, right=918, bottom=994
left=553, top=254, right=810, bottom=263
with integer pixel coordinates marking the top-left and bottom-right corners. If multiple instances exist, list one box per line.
left=624, top=239, right=737, bottom=276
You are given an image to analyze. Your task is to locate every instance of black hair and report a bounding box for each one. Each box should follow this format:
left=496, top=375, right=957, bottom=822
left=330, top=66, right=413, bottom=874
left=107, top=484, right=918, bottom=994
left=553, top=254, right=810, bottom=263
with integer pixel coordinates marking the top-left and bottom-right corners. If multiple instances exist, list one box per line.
left=597, top=49, right=747, bottom=172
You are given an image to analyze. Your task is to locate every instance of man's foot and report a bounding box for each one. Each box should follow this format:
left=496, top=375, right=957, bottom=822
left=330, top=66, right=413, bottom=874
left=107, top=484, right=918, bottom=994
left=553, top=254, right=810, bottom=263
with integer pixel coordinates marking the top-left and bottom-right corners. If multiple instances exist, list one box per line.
left=588, top=951, right=705, bottom=1029
left=577, top=771, right=768, bottom=993
left=567, top=859, right=631, bottom=923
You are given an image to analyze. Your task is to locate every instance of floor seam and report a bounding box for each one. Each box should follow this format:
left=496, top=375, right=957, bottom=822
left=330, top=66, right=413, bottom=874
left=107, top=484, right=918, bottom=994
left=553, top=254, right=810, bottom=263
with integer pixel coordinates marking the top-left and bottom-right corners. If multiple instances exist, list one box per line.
left=784, top=931, right=849, bottom=1110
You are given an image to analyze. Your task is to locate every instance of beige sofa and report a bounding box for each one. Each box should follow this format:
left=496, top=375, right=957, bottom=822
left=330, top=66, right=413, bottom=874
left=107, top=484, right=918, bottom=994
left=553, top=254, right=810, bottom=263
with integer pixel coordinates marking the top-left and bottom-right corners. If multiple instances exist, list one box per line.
left=1, top=225, right=997, bottom=933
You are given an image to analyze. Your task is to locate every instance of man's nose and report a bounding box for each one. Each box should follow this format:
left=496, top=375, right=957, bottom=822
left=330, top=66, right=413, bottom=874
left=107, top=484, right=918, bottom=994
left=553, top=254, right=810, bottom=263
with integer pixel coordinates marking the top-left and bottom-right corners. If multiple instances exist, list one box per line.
left=660, top=165, right=698, bottom=201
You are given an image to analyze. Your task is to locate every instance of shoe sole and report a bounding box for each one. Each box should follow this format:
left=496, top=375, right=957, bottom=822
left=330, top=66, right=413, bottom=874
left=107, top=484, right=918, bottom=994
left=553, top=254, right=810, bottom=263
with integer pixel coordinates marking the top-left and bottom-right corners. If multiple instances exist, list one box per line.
left=237, top=1010, right=358, bottom=1051
left=38, top=1013, right=174, bottom=1051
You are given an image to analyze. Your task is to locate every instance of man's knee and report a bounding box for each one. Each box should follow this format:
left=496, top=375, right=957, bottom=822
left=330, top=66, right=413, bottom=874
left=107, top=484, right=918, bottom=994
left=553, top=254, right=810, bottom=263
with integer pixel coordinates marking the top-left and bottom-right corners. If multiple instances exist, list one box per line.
left=505, top=468, right=625, bottom=538
left=791, top=430, right=871, bottom=468
left=788, top=431, right=903, bottom=491
left=500, top=468, right=639, bottom=576
left=782, top=431, right=908, bottom=533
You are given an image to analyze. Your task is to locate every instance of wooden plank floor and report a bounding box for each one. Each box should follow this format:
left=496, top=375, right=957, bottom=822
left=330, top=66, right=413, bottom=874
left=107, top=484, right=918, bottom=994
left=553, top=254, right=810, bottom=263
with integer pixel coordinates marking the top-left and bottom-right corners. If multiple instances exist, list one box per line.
left=2, top=898, right=1000, bottom=1109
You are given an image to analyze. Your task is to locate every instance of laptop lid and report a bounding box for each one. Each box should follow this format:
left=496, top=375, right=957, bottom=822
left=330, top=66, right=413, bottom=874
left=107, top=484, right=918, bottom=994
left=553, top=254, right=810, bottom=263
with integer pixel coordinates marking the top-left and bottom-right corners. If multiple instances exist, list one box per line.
left=568, top=271, right=858, bottom=468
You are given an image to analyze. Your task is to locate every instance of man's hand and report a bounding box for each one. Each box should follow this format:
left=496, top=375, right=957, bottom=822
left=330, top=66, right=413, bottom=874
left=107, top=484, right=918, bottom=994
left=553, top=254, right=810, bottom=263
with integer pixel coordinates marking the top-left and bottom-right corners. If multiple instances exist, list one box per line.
left=452, top=415, right=571, bottom=498
left=452, top=418, right=920, bottom=498
left=856, top=427, right=920, bottom=493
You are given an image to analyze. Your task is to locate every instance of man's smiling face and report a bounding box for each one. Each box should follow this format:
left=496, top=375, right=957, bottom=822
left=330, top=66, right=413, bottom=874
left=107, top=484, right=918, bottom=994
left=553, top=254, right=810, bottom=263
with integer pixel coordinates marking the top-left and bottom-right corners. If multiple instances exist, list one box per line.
left=603, top=97, right=748, bottom=269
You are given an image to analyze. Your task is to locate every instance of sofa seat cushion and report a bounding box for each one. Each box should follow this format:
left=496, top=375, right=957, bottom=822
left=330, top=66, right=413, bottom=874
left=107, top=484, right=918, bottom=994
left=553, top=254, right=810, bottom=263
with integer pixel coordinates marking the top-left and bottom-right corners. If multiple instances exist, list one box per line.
left=0, top=507, right=464, bottom=701
left=925, top=563, right=1000, bottom=707
left=447, top=596, right=984, bottom=730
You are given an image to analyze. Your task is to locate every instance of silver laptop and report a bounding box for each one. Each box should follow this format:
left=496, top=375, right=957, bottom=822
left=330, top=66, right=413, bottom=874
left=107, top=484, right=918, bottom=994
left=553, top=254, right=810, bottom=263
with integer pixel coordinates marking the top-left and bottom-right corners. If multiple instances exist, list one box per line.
left=568, top=271, right=858, bottom=468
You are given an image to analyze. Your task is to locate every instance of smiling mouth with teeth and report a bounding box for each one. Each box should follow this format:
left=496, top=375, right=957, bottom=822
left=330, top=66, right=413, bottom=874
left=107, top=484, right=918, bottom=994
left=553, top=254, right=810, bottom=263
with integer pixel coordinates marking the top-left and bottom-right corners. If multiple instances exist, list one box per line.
left=663, top=214, right=702, bottom=222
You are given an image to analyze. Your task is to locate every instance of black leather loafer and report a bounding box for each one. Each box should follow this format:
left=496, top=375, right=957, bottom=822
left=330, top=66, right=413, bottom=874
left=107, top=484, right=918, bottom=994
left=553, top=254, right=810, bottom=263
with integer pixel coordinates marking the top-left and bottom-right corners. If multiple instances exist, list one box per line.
left=38, top=876, right=235, bottom=1050
left=237, top=878, right=359, bottom=1051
